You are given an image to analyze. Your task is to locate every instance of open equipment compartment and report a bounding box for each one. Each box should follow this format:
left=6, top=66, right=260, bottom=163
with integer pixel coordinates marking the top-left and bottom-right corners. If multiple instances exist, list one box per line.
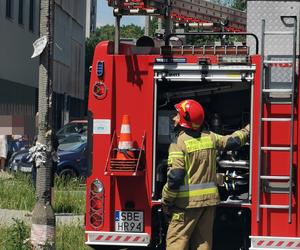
left=152, top=55, right=255, bottom=205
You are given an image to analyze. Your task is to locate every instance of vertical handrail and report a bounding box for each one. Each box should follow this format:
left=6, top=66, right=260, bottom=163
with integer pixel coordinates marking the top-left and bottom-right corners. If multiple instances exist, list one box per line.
left=104, top=131, right=116, bottom=175
left=133, top=132, right=146, bottom=175
left=288, top=16, right=297, bottom=224
left=256, top=19, right=266, bottom=223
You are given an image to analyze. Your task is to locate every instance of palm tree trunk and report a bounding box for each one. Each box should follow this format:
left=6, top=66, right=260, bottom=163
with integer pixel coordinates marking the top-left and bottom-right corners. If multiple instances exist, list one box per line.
left=30, top=0, right=55, bottom=248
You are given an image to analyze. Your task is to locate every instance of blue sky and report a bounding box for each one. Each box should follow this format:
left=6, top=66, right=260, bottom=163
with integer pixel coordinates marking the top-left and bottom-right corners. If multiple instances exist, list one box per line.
left=96, top=0, right=145, bottom=27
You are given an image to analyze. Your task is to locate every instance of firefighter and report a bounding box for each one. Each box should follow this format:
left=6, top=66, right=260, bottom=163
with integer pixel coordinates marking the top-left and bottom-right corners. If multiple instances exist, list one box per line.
left=161, top=99, right=250, bottom=250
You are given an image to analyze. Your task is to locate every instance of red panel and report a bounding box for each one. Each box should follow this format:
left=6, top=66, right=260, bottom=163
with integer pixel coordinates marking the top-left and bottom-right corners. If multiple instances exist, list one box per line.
left=86, top=42, right=115, bottom=232
left=112, top=54, right=155, bottom=235
left=86, top=43, right=156, bottom=237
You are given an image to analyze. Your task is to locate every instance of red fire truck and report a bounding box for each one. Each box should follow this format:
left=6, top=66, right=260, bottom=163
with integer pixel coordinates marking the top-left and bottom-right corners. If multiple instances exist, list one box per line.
left=85, top=1, right=300, bottom=249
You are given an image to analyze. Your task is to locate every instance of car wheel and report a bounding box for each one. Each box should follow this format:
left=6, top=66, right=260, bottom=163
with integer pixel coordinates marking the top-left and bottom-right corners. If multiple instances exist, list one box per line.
left=59, top=168, right=77, bottom=180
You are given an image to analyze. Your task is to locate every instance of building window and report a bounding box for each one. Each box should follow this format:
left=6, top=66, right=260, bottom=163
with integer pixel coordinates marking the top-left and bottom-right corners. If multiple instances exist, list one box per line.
left=18, top=0, right=23, bottom=24
left=6, top=0, right=13, bottom=19
left=29, top=0, right=34, bottom=31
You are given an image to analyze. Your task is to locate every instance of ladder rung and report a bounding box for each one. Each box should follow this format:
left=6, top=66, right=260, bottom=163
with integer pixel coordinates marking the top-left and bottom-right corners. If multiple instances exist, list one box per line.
left=264, top=60, right=293, bottom=64
left=260, top=175, right=290, bottom=180
left=263, top=89, right=292, bottom=93
left=261, top=146, right=291, bottom=151
left=262, top=118, right=291, bottom=122
left=269, top=101, right=292, bottom=105
left=260, top=204, right=289, bottom=209
left=264, top=31, right=295, bottom=35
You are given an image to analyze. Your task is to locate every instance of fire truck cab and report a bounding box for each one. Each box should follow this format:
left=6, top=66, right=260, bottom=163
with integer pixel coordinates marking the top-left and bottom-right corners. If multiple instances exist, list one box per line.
left=85, top=1, right=300, bottom=249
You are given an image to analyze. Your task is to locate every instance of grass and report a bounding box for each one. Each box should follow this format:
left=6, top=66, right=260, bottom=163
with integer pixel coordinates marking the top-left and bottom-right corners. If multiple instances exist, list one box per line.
left=0, top=173, right=35, bottom=211
left=0, top=219, right=92, bottom=250
left=56, top=224, right=91, bottom=250
left=0, top=174, right=90, bottom=249
left=54, top=178, right=86, bottom=214
left=0, top=172, right=86, bottom=214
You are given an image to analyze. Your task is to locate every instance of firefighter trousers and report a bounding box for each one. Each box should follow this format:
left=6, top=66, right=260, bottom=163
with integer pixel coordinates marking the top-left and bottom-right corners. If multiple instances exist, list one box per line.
left=166, top=206, right=216, bottom=250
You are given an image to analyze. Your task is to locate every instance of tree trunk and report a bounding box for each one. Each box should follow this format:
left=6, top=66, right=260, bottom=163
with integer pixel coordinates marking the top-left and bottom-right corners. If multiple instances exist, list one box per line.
left=30, top=0, right=55, bottom=248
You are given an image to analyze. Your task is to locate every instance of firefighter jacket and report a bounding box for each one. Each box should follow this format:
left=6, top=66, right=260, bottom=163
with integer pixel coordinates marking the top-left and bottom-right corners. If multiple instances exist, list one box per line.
left=161, top=125, right=250, bottom=209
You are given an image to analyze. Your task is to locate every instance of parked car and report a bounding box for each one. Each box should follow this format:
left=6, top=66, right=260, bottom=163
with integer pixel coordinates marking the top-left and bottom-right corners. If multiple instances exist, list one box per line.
left=6, top=136, right=29, bottom=168
left=56, top=120, right=87, bottom=142
left=7, top=148, right=30, bottom=172
left=56, top=134, right=88, bottom=178
left=13, top=134, right=87, bottom=180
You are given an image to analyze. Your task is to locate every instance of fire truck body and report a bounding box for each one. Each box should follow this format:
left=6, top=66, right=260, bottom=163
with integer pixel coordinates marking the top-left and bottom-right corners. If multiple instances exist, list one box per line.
left=85, top=1, right=300, bottom=249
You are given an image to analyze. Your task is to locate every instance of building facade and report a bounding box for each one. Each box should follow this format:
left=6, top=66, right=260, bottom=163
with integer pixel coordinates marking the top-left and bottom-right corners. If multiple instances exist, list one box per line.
left=0, top=0, right=91, bottom=138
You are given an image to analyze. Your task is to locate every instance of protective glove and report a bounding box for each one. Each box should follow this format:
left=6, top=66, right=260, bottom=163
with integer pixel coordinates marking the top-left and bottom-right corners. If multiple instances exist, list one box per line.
left=216, top=173, right=225, bottom=186
left=244, top=124, right=250, bottom=142
left=244, top=124, right=250, bottom=132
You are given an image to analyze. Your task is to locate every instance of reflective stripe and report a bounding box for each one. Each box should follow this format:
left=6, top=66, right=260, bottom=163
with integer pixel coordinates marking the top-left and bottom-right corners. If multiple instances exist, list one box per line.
left=184, top=136, right=214, bottom=153
left=233, top=131, right=245, bottom=144
left=214, top=133, right=223, bottom=143
left=163, top=186, right=177, bottom=198
left=169, top=152, right=184, bottom=158
left=118, top=141, right=133, bottom=149
left=178, top=182, right=216, bottom=191
left=164, top=185, right=218, bottom=198
left=212, top=150, right=217, bottom=172
left=169, top=151, right=184, bottom=155
left=120, top=124, right=131, bottom=134
left=184, top=155, right=190, bottom=185
left=168, top=151, right=184, bottom=165
left=177, top=187, right=218, bottom=198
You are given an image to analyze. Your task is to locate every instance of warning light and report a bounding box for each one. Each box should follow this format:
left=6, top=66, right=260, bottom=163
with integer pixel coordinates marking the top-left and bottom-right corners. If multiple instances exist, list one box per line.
left=97, top=61, right=104, bottom=77
left=93, top=82, right=107, bottom=99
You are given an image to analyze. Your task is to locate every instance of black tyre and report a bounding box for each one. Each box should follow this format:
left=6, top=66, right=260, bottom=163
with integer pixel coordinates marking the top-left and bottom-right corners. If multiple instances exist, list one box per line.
left=59, top=167, right=77, bottom=180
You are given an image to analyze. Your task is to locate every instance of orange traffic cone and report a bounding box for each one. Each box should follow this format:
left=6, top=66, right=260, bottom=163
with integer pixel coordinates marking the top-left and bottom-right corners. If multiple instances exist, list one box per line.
left=116, top=115, right=135, bottom=160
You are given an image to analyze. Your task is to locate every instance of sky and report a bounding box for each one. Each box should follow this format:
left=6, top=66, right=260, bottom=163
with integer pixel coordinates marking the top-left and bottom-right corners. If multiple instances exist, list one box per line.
left=96, top=0, right=145, bottom=27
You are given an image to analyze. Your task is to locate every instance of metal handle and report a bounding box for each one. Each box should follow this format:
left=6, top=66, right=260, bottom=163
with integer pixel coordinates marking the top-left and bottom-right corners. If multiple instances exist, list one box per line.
left=165, top=32, right=259, bottom=54
left=280, top=16, right=297, bottom=27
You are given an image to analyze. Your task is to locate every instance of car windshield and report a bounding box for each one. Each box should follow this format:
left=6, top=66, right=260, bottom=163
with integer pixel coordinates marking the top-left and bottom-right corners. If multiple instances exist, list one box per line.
left=58, top=134, right=87, bottom=151
left=57, top=122, right=87, bottom=135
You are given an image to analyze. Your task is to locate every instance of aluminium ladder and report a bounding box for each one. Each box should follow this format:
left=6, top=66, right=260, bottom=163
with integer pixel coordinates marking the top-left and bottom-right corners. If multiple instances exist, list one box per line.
left=257, top=17, right=297, bottom=224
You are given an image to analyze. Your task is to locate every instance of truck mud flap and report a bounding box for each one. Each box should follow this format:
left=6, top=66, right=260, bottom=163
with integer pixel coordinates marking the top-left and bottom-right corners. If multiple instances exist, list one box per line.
left=86, top=231, right=150, bottom=247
